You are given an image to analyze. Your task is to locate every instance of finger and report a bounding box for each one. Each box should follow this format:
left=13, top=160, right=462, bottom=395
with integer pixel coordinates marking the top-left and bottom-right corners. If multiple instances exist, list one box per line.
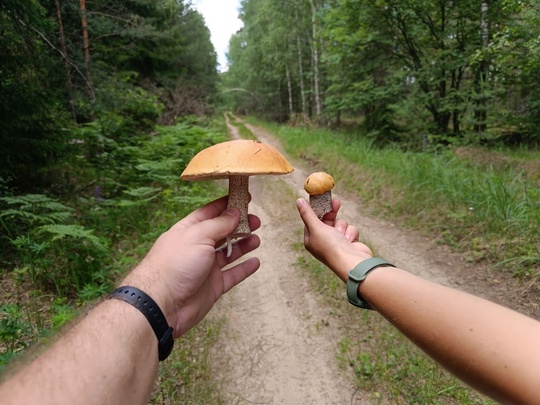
left=334, top=218, right=348, bottom=235
left=186, top=208, right=242, bottom=244
left=296, top=198, right=322, bottom=233
left=214, top=214, right=261, bottom=248
left=215, top=234, right=261, bottom=268
left=345, top=225, right=359, bottom=242
left=248, top=213, right=261, bottom=232
left=221, top=257, right=260, bottom=293
left=171, top=196, right=229, bottom=230
left=321, top=199, right=342, bottom=224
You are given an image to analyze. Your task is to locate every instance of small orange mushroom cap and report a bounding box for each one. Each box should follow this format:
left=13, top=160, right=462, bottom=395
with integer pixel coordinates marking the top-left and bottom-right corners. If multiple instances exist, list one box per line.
left=304, top=172, right=335, bottom=195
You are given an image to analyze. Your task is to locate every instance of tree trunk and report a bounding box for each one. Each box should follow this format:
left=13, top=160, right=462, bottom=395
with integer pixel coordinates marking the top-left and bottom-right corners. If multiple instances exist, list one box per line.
left=80, top=0, right=94, bottom=100
left=285, top=63, right=294, bottom=118
left=474, top=0, right=489, bottom=134
left=54, top=0, right=77, bottom=121
left=296, top=33, right=308, bottom=121
left=55, top=0, right=76, bottom=120
left=309, top=0, right=322, bottom=121
left=295, top=9, right=308, bottom=122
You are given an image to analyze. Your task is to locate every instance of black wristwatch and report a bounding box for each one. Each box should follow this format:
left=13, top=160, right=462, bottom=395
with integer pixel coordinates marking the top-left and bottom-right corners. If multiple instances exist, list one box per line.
left=109, top=286, right=174, bottom=361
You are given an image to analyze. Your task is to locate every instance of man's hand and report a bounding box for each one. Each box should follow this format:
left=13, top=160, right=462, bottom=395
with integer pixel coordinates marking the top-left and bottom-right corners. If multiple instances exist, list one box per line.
left=124, top=196, right=261, bottom=337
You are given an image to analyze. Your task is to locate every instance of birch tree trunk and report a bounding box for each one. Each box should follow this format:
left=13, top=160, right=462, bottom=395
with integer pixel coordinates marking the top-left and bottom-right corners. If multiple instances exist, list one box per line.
left=285, top=63, right=294, bottom=117
left=309, top=0, right=322, bottom=121
left=474, top=0, right=489, bottom=133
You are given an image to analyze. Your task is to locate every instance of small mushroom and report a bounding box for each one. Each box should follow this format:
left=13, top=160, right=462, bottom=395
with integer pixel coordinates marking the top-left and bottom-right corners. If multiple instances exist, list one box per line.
left=180, top=139, right=294, bottom=256
left=304, top=172, right=335, bottom=219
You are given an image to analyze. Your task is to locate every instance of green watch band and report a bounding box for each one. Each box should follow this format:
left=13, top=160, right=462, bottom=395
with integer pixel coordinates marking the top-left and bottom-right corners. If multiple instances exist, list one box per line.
left=347, top=257, right=395, bottom=310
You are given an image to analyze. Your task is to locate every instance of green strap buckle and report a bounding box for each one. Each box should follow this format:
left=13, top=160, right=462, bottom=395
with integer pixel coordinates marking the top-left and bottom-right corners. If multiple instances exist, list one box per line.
left=347, top=257, right=395, bottom=310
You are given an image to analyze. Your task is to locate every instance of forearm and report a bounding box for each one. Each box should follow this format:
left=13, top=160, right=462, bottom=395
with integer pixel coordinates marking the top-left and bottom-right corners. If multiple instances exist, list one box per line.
left=0, top=299, right=159, bottom=405
left=361, top=267, right=540, bottom=404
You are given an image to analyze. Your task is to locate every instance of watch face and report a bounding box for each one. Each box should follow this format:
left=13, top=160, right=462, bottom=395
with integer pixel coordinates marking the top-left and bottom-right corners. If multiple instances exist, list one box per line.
left=158, top=327, right=175, bottom=361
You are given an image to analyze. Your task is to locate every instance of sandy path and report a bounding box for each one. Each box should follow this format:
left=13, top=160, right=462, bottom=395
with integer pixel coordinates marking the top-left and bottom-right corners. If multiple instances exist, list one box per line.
left=208, top=115, right=539, bottom=404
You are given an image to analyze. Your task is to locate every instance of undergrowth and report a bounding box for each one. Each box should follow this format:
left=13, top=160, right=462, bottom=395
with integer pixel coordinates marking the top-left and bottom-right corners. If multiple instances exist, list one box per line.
left=0, top=115, right=228, bottom=402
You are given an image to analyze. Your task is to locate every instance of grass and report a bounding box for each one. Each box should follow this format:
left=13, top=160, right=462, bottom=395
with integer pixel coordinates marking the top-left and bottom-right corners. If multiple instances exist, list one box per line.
left=226, top=113, right=256, bottom=140
left=251, top=119, right=540, bottom=281
left=244, top=116, right=535, bottom=402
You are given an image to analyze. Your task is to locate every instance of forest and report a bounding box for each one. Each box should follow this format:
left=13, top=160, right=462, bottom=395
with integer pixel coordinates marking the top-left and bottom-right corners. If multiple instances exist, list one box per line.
left=3, top=0, right=540, bottom=193
left=1, top=0, right=539, bottom=403
left=225, top=0, right=540, bottom=147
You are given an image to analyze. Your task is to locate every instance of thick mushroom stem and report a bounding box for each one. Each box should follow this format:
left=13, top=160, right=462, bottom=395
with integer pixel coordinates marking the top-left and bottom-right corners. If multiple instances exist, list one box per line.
left=309, top=191, right=332, bottom=219
left=227, top=175, right=251, bottom=237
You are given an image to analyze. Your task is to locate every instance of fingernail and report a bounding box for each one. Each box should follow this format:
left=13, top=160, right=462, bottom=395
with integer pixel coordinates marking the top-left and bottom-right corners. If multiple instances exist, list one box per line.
left=223, top=208, right=237, bottom=216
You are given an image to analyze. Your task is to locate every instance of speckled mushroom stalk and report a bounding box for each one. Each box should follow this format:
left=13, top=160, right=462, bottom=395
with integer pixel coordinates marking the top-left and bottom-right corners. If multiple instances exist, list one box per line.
left=310, top=191, right=333, bottom=219
left=227, top=175, right=251, bottom=236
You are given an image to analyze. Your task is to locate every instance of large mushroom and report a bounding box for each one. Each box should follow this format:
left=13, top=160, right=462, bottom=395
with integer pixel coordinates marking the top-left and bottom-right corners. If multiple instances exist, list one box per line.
left=180, top=139, right=294, bottom=256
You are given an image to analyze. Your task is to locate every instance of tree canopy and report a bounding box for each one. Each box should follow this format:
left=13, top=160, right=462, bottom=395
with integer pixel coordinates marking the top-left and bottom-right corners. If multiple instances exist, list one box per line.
left=224, top=0, right=540, bottom=145
left=1, top=0, right=218, bottom=191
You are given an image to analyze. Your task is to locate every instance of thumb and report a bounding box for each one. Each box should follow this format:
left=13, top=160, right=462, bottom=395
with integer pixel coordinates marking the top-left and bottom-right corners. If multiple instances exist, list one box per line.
left=196, top=208, right=241, bottom=243
left=296, top=198, right=321, bottom=236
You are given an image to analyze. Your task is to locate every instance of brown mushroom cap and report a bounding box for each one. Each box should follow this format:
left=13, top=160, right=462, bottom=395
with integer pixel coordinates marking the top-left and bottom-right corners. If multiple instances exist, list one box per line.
left=304, top=172, right=335, bottom=195
left=180, top=139, right=294, bottom=180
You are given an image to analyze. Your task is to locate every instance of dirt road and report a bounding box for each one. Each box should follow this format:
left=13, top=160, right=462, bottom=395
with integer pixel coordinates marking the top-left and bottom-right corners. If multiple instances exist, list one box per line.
left=208, top=116, right=539, bottom=404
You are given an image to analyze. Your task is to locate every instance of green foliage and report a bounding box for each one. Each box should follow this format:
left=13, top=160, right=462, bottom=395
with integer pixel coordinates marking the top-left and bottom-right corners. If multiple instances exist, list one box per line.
left=483, top=0, right=540, bottom=143
left=0, top=1, right=72, bottom=190
left=1, top=117, right=228, bottom=396
left=266, top=120, right=540, bottom=279
left=224, top=0, right=313, bottom=120
left=0, top=194, right=109, bottom=296
left=0, top=304, right=30, bottom=354
left=229, top=0, right=540, bottom=144
left=49, top=299, right=78, bottom=330
left=1, top=0, right=219, bottom=190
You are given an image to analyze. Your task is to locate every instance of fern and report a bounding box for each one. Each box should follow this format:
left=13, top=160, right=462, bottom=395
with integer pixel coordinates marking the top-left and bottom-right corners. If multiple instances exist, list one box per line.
left=116, top=187, right=161, bottom=207
left=0, top=194, right=73, bottom=226
left=1, top=194, right=73, bottom=213
left=37, top=225, right=107, bottom=251
left=0, top=208, right=71, bottom=225
left=122, top=187, right=161, bottom=199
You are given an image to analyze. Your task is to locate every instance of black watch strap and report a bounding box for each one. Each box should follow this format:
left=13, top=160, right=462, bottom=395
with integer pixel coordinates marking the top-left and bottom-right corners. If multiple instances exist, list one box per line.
left=109, top=286, right=174, bottom=361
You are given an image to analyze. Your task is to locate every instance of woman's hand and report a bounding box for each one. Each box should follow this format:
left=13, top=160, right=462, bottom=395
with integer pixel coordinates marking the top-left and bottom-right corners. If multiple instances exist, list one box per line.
left=296, top=197, right=371, bottom=282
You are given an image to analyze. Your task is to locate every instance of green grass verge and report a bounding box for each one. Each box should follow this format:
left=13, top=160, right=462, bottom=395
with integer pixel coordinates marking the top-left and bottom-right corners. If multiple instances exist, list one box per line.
left=226, top=113, right=256, bottom=140
left=252, top=119, right=540, bottom=281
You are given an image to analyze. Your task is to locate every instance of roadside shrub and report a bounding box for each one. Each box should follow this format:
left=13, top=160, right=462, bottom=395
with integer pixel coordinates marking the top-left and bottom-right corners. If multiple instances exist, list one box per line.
left=0, top=194, right=109, bottom=296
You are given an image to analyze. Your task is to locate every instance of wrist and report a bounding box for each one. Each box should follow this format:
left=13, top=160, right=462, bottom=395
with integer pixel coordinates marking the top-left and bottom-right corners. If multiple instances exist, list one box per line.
left=120, top=266, right=176, bottom=327
left=108, top=286, right=175, bottom=361
left=347, top=258, right=396, bottom=309
left=335, top=252, right=374, bottom=282
left=357, top=264, right=398, bottom=307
